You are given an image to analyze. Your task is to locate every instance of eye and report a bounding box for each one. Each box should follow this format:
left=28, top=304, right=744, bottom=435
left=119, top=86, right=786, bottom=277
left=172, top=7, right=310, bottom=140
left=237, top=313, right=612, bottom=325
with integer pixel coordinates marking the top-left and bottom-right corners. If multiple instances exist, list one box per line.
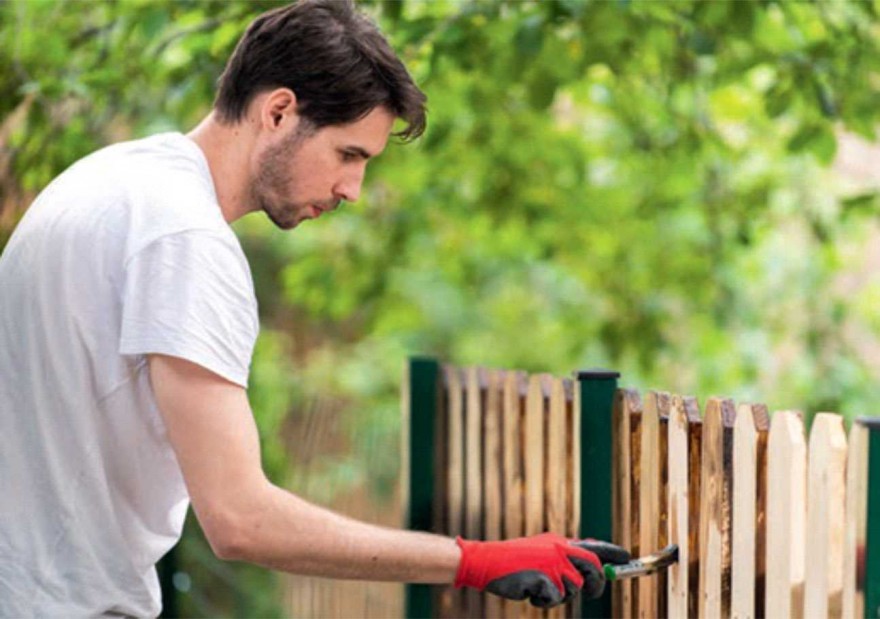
left=340, top=150, right=358, bottom=163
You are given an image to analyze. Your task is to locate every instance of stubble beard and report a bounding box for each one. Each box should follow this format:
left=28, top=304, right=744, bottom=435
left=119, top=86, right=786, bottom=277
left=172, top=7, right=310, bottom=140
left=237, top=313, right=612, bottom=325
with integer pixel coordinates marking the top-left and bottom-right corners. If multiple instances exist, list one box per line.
left=250, top=123, right=312, bottom=230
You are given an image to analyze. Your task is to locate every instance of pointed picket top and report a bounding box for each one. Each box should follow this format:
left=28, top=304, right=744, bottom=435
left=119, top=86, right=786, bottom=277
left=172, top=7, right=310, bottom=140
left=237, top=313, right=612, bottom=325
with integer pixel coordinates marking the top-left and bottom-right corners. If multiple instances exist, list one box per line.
left=765, top=410, right=807, bottom=619
left=804, top=412, right=847, bottom=619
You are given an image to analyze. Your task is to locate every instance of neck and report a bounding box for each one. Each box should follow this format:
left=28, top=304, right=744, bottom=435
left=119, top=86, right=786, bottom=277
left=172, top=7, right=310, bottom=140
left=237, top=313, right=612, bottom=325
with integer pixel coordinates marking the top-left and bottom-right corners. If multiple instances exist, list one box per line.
left=187, top=112, right=259, bottom=224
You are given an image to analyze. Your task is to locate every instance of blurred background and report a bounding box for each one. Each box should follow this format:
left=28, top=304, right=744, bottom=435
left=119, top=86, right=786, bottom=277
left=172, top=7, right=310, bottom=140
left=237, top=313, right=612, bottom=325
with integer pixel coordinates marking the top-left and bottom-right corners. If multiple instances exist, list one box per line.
left=2, top=0, right=880, bottom=615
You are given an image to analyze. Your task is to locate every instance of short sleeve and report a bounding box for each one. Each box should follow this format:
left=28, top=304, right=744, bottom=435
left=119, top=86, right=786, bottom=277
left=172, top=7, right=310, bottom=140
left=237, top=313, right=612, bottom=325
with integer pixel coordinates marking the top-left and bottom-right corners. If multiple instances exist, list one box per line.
left=119, top=230, right=259, bottom=387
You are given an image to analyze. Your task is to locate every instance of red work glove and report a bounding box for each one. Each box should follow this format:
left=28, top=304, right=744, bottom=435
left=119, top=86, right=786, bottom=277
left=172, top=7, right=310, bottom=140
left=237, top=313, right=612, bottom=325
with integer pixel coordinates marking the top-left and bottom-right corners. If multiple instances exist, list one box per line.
left=455, top=533, right=630, bottom=608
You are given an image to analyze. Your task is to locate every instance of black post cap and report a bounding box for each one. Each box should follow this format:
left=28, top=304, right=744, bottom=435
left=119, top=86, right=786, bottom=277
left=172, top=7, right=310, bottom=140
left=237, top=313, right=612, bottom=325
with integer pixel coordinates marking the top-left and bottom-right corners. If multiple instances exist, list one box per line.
left=574, top=369, right=621, bottom=380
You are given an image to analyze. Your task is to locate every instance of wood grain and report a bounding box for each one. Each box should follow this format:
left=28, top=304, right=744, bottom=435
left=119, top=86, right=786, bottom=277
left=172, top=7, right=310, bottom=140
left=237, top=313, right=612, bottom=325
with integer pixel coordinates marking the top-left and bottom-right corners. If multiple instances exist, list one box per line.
left=638, top=391, right=669, bottom=618
left=698, top=397, right=736, bottom=619
left=612, top=389, right=642, bottom=618
left=667, top=395, right=693, bottom=619
left=804, top=413, right=847, bottom=619
left=731, top=403, right=768, bottom=619
left=765, top=411, right=806, bottom=619
left=483, top=369, right=505, bottom=619
left=843, top=422, right=868, bottom=619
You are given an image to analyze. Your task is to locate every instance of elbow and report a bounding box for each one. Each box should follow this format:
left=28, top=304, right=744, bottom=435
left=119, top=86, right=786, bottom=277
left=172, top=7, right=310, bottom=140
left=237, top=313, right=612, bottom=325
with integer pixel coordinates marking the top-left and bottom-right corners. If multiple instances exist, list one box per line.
left=200, top=509, right=254, bottom=562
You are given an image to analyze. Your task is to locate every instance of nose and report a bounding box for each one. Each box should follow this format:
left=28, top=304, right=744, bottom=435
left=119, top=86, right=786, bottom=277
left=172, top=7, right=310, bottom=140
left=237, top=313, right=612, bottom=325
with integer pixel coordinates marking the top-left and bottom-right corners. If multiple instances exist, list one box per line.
left=334, top=165, right=366, bottom=203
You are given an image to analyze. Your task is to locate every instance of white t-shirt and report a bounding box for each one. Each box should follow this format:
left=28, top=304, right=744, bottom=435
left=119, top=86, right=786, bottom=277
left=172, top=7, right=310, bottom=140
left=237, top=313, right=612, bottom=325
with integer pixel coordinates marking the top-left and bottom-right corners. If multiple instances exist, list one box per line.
left=0, top=133, right=259, bottom=616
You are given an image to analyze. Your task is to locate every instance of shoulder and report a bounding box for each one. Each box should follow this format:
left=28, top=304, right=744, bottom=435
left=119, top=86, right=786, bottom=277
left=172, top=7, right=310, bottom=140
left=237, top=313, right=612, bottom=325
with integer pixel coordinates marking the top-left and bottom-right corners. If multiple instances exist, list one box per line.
left=85, top=133, right=235, bottom=256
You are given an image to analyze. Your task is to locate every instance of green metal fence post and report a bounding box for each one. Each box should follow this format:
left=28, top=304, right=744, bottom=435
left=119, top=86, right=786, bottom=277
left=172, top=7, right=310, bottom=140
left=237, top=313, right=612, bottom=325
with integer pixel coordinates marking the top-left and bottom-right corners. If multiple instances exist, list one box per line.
left=575, top=369, right=620, bottom=619
left=860, top=417, right=880, bottom=618
left=405, top=357, right=440, bottom=619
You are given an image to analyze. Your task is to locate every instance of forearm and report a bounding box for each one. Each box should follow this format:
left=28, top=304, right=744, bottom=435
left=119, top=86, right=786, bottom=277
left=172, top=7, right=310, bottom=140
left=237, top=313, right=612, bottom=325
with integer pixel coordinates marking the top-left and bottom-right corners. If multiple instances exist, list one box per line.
left=219, top=481, right=461, bottom=583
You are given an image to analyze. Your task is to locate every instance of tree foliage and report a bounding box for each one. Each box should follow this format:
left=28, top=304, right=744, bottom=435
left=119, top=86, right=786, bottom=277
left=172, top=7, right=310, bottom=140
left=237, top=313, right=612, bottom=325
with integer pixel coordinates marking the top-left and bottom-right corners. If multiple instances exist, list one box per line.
left=3, top=0, right=880, bottom=615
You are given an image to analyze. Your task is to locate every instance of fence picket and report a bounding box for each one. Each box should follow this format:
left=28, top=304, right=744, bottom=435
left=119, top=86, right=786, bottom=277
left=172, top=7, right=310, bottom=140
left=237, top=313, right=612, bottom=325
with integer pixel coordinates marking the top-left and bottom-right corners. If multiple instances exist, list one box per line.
left=843, top=422, right=868, bottom=619
left=502, top=371, right=527, bottom=619
left=613, top=389, right=641, bottom=617
left=731, top=403, right=768, bottom=619
left=667, top=395, right=698, bottom=619
left=686, top=399, right=703, bottom=619
left=524, top=375, right=548, bottom=619
left=753, top=406, right=769, bottom=619
left=804, top=413, right=847, bottom=619
left=568, top=378, right=580, bottom=541
left=562, top=379, right=577, bottom=619
left=525, top=375, right=547, bottom=537
left=659, top=401, right=670, bottom=619
left=442, top=366, right=466, bottom=618
left=765, top=411, right=806, bottom=619
left=547, top=377, right=568, bottom=536
left=545, top=377, right=568, bottom=619
left=483, top=369, right=505, bottom=619
left=638, top=391, right=669, bottom=618
left=698, top=397, right=736, bottom=619
left=464, top=368, right=485, bottom=618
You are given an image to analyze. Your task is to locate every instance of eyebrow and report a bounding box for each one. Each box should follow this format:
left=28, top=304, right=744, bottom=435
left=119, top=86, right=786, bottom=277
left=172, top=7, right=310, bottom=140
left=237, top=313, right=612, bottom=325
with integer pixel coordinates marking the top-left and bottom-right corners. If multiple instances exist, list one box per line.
left=343, top=146, right=373, bottom=160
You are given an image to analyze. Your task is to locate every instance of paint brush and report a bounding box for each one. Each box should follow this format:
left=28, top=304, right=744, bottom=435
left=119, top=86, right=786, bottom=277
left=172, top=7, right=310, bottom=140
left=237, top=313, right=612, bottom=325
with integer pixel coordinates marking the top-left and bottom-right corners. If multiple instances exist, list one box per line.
left=603, top=544, right=679, bottom=581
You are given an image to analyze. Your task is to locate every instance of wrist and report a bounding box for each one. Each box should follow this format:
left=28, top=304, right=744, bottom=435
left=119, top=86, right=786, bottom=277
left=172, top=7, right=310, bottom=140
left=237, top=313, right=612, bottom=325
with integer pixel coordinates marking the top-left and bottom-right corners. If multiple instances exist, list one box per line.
left=454, top=537, right=491, bottom=590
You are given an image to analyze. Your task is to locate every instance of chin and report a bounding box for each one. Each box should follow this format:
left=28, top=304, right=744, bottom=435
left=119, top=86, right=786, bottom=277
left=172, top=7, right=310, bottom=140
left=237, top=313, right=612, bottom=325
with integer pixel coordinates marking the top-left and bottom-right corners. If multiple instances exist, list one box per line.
left=263, top=208, right=300, bottom=231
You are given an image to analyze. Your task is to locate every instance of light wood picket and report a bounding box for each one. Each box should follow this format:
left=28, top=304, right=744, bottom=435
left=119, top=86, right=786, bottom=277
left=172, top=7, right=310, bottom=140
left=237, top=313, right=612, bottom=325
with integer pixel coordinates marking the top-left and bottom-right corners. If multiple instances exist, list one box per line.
left=698, top=397, right=736, bottom=619
left=525, top=375, right=547, bottom=538
left=667, top=396, right=693, bottom=619
left=804, top=413, right=847, bottom=619
left=731, top=403, right=768, bottom=619
left=686, top=399, right=703, bottom=619
left=502, top=371, right=526, bottom=619
left=753, top=406, right=770, bottom=619
left=843, top=422, right=868, bottom=619
left=524, top=375, right=546, bottom=619
left=545, top=378, right=565, bottom=619
left=659, top=401, right=670, bottom=618
left=443, top=366, right=465, bottom=618
left=765, top=411, right=806, bottom=619
left=465, top=368, right=484, bottom=618
left=638, top=391, right=667, bottom=618
left=612, top=389, right=641, bottom=618
left=483, top=369, right=505, bottom=619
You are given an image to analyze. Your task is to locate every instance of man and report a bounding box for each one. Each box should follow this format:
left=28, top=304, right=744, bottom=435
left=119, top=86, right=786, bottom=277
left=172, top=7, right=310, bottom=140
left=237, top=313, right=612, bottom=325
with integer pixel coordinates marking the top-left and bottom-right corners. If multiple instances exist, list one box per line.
left=0, top=1, right=628, bottom=615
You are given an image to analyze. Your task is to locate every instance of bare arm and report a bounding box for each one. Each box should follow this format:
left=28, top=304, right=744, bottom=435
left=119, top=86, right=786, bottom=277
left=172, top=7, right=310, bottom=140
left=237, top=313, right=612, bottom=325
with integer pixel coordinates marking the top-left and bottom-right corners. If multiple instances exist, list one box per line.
left=148, top=354, right=460, bottom=583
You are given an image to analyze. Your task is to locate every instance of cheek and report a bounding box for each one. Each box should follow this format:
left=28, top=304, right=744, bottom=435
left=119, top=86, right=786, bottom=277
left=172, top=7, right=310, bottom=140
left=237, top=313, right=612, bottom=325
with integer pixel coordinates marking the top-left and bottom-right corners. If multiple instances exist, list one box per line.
left=301, top=156, right=341, bottom=189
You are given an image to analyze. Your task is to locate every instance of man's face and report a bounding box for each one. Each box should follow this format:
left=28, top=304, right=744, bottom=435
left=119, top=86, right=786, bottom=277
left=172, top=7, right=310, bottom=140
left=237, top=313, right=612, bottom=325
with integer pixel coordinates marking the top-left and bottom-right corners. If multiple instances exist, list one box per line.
left=250, top=106, right=395, bottom=230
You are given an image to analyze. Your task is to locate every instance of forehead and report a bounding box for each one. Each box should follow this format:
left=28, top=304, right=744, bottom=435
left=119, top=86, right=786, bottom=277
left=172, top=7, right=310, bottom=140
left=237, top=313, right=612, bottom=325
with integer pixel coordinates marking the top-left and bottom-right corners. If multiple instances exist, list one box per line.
left=319, top=106, right=396, bottom=154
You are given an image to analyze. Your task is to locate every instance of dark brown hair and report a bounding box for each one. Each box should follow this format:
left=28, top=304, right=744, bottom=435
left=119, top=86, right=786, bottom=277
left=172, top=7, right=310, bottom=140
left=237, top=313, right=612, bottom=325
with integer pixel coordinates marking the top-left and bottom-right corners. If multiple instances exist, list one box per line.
left=215, top=0, right=426, bottom=141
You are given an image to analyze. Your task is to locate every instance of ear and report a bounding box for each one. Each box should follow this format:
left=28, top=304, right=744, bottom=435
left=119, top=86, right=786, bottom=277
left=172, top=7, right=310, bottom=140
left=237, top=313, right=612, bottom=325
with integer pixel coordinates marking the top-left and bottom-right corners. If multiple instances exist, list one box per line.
left=260, top=88, right=298, bottom=131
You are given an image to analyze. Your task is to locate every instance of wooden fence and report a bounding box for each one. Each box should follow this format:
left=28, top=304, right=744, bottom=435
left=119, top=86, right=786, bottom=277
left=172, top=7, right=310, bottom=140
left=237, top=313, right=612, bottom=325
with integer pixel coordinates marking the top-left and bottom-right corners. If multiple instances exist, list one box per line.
left=402, top=358, right=880, bottom=618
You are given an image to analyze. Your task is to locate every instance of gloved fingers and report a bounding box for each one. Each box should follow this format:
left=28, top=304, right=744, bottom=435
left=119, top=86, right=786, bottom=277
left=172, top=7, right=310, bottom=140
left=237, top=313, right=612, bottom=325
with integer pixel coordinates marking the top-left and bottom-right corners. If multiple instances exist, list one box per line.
left=569, top=539, right=631, bottom=565
left=527, top=574, right=565, bottom=609
left=485, top=571, right=565, bottom=609
left=561, top=575, right=580, bottom=604
left=563, top=543, right=602, bottom=572
left=569, top=556, right=606, bottom=600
